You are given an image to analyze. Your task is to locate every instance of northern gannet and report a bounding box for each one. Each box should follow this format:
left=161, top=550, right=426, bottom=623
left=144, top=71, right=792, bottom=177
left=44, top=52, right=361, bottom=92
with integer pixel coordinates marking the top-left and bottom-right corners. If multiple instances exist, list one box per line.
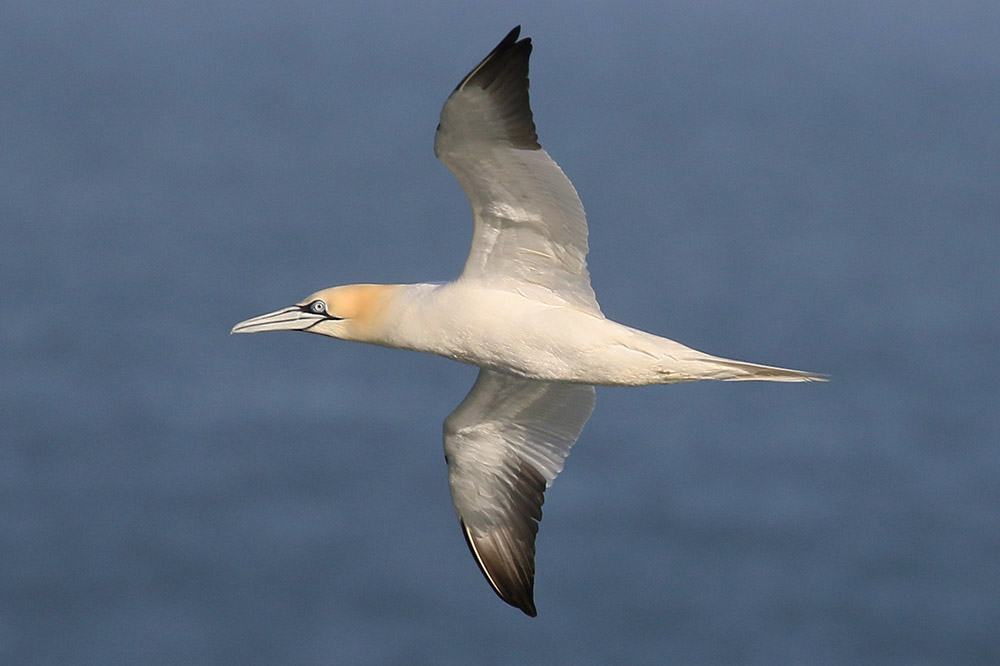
left=232, top=26, right=824, bottom=617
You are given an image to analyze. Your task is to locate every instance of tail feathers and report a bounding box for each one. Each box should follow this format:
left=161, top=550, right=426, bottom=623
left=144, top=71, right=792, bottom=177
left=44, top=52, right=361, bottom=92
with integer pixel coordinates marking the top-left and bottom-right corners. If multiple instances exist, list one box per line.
left=695, top=356, right=827, bottom=383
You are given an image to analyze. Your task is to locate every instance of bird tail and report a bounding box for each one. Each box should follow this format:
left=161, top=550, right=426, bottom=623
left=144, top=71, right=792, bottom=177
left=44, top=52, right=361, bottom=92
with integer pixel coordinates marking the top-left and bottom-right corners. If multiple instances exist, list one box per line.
left=683, top=354, right=827, bottom=383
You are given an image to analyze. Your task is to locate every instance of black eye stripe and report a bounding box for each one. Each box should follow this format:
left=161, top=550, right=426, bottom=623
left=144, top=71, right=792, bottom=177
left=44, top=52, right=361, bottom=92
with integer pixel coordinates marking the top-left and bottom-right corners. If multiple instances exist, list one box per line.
left=300, top=300, right=342, bottom=320
left=299, top=299, right=326, bottom=314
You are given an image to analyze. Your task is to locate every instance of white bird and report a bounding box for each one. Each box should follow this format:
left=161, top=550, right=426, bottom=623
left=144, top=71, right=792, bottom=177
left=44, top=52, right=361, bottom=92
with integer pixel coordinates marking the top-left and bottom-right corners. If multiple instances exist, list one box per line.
left=232, top=26, right=824, bottom=616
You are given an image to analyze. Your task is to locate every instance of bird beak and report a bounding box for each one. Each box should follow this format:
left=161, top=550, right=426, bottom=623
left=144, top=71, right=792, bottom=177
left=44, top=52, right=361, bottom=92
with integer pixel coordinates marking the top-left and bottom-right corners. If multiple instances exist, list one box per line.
left=231, top=306, right=324, bottom=334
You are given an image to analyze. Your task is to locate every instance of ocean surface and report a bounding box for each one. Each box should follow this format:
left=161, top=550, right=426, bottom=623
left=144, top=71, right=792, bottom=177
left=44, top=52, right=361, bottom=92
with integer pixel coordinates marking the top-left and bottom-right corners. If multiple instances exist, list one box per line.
left=2, top=2, right=998, bottom=664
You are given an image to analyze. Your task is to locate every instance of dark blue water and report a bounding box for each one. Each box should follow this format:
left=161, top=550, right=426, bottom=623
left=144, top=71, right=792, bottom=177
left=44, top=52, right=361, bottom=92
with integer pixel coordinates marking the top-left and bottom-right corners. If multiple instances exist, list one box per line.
left=3, top=2, right=998, bottom=664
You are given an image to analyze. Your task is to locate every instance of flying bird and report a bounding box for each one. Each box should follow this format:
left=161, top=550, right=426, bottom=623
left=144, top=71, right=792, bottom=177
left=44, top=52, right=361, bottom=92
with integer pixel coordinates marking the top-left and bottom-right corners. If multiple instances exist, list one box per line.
left=232, top=26, right=823, bottom=617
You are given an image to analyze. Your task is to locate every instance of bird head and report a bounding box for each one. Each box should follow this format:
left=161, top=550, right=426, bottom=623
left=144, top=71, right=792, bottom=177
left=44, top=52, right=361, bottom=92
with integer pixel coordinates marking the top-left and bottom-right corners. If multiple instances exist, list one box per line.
left=231, top=284, right=397, bottom=342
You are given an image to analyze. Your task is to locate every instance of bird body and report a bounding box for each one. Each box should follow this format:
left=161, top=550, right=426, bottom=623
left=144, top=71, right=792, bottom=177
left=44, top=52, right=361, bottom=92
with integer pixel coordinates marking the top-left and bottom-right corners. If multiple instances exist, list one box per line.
left=256, top=281, right=818, bottom=387
left=233, top=27, right=823, bottom=616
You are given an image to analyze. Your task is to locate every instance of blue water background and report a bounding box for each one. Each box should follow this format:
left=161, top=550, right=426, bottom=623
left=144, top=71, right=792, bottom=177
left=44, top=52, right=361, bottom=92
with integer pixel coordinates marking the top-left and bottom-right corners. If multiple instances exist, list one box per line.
left=2, top=1, right=998, bottom=664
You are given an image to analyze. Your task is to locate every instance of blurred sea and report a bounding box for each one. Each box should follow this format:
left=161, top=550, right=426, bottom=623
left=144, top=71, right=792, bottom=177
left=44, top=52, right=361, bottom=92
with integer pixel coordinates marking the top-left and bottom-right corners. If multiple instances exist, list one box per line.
left=2, top=2, right=998, bottom=664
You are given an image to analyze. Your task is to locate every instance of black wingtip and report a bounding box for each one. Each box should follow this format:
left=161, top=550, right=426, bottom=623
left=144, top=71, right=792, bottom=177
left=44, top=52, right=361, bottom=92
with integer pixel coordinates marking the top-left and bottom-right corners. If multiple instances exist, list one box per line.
left=449, top=26, right=539, bottom=150
left=460, top=520, right=540, bottom=617
left=454, top=25, right=530, bottom=93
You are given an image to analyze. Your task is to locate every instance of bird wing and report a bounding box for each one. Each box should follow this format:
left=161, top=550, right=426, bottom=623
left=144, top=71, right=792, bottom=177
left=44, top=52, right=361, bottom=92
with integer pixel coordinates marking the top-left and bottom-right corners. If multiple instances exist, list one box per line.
left=443, top=368, right=595, bottom=616
left=434, top=26, right=601, bottom=313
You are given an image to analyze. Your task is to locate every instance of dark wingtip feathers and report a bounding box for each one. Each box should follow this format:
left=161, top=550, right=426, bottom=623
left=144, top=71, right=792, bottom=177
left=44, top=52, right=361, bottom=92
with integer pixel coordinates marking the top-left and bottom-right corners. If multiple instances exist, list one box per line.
left=457, top=458, right=547, bottom=617
left=454, top=26, right=525, bottom=93
left=452, top=26, right=540, bottom=150
left=461, top=520, right=539, bottom=617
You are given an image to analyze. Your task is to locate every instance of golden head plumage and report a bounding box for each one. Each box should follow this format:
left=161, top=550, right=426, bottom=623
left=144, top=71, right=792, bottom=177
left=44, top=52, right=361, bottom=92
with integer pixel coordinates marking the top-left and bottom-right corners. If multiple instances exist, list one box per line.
left=231, top=284, right=400, bottom=343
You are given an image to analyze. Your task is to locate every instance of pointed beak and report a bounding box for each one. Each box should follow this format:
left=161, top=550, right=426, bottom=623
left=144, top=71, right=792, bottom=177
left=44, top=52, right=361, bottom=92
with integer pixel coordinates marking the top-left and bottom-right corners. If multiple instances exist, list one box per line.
left=231, top=306, right=324, bottom=334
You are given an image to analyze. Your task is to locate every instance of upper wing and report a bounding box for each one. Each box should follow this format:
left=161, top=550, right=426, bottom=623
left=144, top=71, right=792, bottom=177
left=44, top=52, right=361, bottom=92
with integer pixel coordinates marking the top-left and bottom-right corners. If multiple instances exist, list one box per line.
left=443, top=369, right=595, bottom=616
left=434, top=26, right=601, bottom=313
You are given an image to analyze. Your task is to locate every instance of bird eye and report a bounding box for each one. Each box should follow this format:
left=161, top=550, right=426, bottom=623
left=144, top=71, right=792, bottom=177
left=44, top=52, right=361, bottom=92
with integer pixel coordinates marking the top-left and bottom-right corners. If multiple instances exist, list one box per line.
left=309, top=300, right=327, bottom=315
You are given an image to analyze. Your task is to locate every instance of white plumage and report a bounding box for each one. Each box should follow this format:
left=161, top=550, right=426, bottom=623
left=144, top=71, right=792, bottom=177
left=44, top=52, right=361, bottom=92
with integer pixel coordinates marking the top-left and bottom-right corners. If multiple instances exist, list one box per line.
left=232, top=26, right=823, bottom=616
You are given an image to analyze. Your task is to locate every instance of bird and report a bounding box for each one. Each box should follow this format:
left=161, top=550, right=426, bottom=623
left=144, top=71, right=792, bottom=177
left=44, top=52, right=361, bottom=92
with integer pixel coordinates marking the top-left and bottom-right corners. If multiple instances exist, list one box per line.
left=232, top=26, right=824, bottom=617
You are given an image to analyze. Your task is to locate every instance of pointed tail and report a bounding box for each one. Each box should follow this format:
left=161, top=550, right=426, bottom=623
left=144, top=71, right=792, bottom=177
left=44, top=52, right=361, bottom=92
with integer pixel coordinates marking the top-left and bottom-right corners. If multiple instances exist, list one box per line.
left=695, top=356, right=828, bottom=383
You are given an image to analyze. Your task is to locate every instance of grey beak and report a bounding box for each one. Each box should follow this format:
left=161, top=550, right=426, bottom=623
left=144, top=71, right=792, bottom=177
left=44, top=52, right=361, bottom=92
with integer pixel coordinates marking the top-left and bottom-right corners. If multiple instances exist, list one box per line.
left=231, top=306, right=324, bottom=334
